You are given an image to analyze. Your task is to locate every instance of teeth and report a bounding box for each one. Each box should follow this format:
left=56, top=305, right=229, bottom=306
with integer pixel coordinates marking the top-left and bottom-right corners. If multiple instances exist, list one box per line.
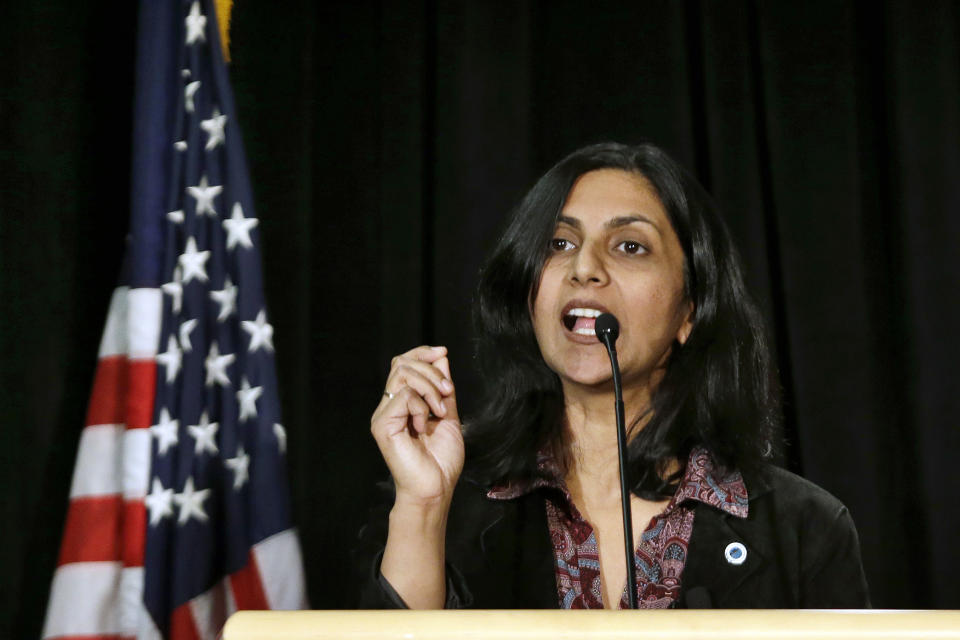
left=574, top=328, right=596, bottom=336
left=566, top=308, right=603, bottom=318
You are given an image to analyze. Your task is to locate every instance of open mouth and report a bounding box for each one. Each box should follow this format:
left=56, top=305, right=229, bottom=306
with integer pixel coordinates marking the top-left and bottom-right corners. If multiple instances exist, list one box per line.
left=562, top=307, right=603, bottom=336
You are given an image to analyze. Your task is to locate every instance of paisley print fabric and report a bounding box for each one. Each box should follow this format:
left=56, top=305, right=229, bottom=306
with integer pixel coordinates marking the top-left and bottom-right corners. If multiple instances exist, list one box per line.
left=488, top=447, right=748, bottom=608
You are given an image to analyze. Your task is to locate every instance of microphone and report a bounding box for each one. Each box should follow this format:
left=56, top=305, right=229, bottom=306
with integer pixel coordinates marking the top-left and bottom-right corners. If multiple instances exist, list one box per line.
left=595, top=312, right=620, bottom=343
left=595, top=312, right=638, bottom=610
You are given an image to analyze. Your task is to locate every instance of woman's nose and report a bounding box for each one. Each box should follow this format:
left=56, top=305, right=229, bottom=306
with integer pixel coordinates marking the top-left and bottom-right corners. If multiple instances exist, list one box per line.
left=569, top=243, right=608, bottom=286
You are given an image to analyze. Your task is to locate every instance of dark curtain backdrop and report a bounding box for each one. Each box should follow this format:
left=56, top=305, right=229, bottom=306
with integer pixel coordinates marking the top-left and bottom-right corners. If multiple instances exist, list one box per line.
left=3, top=1, right=959, bottom=635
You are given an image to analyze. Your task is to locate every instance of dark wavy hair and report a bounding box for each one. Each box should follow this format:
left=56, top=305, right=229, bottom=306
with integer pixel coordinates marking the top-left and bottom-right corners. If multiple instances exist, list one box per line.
left=465, top=142, right=781, bottom=499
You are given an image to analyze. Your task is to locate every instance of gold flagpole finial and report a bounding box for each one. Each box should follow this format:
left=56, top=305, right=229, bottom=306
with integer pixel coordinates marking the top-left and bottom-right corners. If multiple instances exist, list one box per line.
left=214, top=0, right=233, bottom=62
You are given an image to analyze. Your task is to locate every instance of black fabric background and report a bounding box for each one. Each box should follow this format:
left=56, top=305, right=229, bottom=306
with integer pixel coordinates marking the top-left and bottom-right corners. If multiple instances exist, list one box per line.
left=3, top=1, right=959, bottom=635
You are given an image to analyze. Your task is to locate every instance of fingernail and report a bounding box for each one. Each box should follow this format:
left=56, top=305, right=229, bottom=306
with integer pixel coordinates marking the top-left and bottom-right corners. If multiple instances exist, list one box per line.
left=432, top=345, right=446, bottom=352
left=438, top=400, right=447, bottom=416
left=441, top=379, right=453, bottom=393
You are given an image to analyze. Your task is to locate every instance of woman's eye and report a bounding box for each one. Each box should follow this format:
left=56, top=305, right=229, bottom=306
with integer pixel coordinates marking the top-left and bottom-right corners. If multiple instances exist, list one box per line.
left=616, top=240, right=647, bottom=255
left=550, top=238, right=576, bottom=252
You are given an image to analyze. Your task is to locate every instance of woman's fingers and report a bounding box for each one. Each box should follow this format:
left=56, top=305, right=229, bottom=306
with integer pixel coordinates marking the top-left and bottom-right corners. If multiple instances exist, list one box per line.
left=384, top=363, right=450, bottom=417
left=391, top=345, right=448, bottom=369
left=371, top=344, right=459, bottom=444
left=403, top=388, right=432, bottom=433
left=432, top=356, right=459, bottom=423
left=371, top=386, right=431, bottom=440
left=382, top=347, right=455, bottom=415
left=388, top=349, right=453, bottom=391
left=370, top=346, right=465, bottom=506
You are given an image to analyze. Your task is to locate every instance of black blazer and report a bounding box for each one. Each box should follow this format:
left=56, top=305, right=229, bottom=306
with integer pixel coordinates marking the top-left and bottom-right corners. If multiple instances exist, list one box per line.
left=356, top=464, right=870, bottom=609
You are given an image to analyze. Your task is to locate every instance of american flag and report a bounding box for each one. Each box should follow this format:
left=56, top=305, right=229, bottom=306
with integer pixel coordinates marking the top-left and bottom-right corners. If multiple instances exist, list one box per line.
left=41, top=1, right=307, bottom=638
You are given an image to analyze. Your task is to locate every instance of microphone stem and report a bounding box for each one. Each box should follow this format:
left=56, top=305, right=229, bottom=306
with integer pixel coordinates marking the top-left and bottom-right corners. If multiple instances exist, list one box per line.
left=604, top=340, right=638, bottom=610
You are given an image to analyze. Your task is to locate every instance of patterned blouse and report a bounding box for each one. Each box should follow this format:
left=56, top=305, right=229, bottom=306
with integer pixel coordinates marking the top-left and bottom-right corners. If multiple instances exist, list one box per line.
left=487, top=447, right=748, bottom=608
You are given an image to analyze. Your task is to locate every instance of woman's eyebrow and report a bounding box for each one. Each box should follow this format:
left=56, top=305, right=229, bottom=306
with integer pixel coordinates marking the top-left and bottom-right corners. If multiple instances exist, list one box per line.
left=557, top=214, right=661, bottom=234
left=606, top=214, right=661, bottom=234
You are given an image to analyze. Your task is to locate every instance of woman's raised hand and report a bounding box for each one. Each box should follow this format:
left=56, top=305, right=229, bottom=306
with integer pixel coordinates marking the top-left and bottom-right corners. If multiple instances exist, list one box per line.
left=374, top=347, right=464, bottom=607
left=370, top=345, right=464, bottom=507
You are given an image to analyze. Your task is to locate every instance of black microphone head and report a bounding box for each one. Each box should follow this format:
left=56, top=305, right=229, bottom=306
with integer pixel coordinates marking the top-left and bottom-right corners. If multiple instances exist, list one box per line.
left=595, top=313, right=620, bottom=344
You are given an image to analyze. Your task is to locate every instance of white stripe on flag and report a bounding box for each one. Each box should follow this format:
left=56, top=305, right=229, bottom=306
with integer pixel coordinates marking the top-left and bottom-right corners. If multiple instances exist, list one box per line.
left=42, top=561, right=122, bottom=638
left=42, top=564, right=159, bottom=640
left=118, top=566, right=144, bottom=635
left=122, top=427, right=151, bottom=499
left=251, top=529, right=309, bottom=609
left=137, top=606, right=164, bottom=640
left=69, top=425, right=123, bottom=498
left=127, top=287, right=162, bottom=359
left=69, top=426, right=151, bottom=499
left=225, top=575, right=238, bottom=618
left=121, top=567, right=163, bottom=640
left=98, top=286, right=130, bottom=358
left=188, top=576, right=239, bottom=640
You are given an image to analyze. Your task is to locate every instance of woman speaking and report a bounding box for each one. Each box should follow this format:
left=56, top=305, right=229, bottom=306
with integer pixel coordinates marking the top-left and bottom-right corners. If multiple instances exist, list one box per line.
left=357, top=142, right=869, bottom=609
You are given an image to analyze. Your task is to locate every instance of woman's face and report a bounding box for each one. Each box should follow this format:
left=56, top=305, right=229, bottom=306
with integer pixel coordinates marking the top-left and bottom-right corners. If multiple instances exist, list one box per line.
left=531, top=168, right=693, bottom=391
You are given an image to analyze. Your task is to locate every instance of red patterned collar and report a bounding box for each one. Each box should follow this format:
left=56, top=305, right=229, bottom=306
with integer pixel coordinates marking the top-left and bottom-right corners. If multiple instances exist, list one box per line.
left=487, top=446, right=749, bottom=519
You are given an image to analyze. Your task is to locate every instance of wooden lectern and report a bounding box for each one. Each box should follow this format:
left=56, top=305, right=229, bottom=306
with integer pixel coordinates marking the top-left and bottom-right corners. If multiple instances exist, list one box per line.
left=223, top=609, right=960, bottom=639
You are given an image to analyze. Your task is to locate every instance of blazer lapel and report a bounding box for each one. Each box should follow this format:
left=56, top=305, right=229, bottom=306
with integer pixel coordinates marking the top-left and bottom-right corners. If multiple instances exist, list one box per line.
left=681, top=475, right=775, bottom=608
left=476, top=491, right=557, bottom=608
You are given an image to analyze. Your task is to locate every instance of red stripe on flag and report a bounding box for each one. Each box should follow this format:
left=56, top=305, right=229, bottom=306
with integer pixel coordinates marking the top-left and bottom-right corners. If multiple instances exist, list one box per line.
left=170, top=604, right=202, bottom=640
left=85, top=356, right=128, bottom=427
left=122, top=500, right=146, bottom=567
left=229, top=552, right=270, bottom=610
left=126, top=360, right=156, bottom=429
left=58, top=495, right=122, bottom=565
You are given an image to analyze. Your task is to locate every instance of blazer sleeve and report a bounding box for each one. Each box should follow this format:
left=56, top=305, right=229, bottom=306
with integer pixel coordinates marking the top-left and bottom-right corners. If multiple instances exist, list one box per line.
left=799, top=503, right=871, bottom=608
